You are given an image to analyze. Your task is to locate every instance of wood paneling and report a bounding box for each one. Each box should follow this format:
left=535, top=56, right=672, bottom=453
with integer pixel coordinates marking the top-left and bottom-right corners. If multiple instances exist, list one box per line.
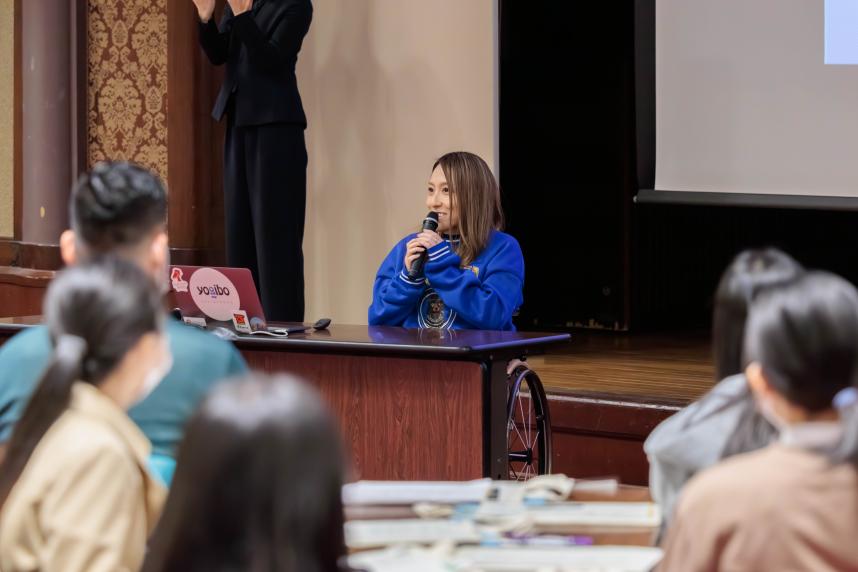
left=242, top=351, right=484, bottom=480
left=524, top=332, right=709, bottom=484
left=528, top=332, right=713, bottom=402
left=548, top=392, right=680, bottom=485
left=0, top=240, right=62, bottom=270
left=0, top=321, right=701, bottom=485
left=165, top=1, right=225, bottom=260
left=0, top=266, right=53, bottom=317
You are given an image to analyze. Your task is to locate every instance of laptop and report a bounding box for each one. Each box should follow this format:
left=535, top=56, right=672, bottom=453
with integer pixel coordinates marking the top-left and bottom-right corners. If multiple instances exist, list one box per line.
left=169, top=266, right=285, bottom=336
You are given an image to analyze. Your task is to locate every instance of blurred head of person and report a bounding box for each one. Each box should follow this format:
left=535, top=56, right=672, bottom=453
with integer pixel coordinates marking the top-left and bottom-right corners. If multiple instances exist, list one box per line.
left=143, top=373, right=347, bottom=572
left=713, top=248, right=804, bottom=381
left=0, top=258, right=171, bottom=508
left=61, top=161, right=169, bottom=283
left=744, top=271, right=858, bottom=429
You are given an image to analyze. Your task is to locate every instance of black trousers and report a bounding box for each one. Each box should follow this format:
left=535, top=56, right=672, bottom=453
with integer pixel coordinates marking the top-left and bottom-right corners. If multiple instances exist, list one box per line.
left=224, top=118, right=307, bottom=322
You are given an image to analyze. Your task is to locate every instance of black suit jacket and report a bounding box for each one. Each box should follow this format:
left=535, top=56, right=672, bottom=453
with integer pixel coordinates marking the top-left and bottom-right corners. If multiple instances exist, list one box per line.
left=199, top=0, right=313, bottom=127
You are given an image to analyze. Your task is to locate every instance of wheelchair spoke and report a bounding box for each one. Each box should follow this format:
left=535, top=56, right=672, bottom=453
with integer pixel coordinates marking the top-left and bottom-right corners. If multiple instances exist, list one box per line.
left=530, top=429, right=540, bottom=451
left=511, top=420, right=526, bottom=451
left=522, top=399, right=533, bottom=447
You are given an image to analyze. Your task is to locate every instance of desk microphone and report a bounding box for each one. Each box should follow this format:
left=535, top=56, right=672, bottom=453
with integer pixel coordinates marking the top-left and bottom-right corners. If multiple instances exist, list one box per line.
left=407, top=212, right=439, bottom=280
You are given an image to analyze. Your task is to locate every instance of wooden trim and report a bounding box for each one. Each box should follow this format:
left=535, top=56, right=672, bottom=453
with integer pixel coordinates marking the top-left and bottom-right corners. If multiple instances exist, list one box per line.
left=70, top=0, right=88, bottom=179
left=166, top=2, right=226, bottom=255
left=0, top=240, right=62, bottom=270
left=0, top=240, right=227, bottom=271
left=168, top=246, right=225, bottom=267
left=13, top=0, right=22, bottom=241
left=0, top=265, right=55, bottom=286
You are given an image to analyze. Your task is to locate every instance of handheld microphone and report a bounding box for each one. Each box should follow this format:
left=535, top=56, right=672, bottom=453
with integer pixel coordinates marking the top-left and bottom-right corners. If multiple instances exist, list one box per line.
left=407, top=212, right=440, bottom=280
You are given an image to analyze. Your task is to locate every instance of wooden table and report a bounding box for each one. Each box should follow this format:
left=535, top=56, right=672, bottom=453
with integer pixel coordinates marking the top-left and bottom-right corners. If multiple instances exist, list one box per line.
left=0, top=318, right=570, bottom=481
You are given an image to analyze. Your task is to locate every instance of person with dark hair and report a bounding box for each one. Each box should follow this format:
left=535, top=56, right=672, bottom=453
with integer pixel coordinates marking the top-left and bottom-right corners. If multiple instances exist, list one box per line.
left=658, top=272, right=858, bottom=570
left=369, top=151, right=524, bottom=331
left=0, top=259, right=169, bottom=571
left=0, top=162, right=247, bottom=482
left=143, top=373, right=346, bottom=572
left=644, top=248, right=803, bottom=526
left=191, top=0, right=313, bottom=322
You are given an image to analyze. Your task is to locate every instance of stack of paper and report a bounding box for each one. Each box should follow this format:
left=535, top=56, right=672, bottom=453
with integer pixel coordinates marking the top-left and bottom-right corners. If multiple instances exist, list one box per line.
left=452, top=546, right=664, bottom=571
left=343, top=479, right=492, bottom=506
left=348, top=545, right=664, bottom=572
left=345, top=519, right=481, bottom=550
left=530, top=503, right=661, bottom=530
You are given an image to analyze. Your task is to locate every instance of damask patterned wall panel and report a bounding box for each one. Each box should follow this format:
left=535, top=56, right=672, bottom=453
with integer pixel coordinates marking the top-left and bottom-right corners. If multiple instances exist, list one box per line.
left=87, top=0, right=168, bottom=183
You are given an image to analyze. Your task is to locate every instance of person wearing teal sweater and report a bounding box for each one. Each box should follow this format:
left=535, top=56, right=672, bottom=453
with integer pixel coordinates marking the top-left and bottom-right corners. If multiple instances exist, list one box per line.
left=0, top=163, right=247, bottom=480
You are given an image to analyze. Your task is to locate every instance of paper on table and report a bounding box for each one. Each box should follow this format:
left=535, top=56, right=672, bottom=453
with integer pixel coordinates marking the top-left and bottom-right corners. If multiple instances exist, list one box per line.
left=530, top=502, right=661, bottom=529
left=349, top=545, right=664, bottom=572
left=452, top=545, right=664, bottom=571
left=348, top=547, right=449, bottom=572
left=345, top=519, right=481, bottom=550
left=343, top=479, right=492, bottom=506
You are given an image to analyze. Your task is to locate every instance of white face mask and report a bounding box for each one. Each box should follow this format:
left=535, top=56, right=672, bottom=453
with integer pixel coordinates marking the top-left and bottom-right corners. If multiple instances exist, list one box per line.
left=134, top=341, right=173, bottom=406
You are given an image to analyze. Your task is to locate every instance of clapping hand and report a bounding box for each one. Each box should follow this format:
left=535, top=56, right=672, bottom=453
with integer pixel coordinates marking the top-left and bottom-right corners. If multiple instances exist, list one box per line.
left=191, top=0, right=216, bottom=22
left=227, top=0, right=253, bottom=16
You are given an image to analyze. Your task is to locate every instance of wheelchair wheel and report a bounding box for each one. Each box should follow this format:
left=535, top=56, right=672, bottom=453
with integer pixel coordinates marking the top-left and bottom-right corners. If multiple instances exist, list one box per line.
left=507, top=365, right=552, bottom=480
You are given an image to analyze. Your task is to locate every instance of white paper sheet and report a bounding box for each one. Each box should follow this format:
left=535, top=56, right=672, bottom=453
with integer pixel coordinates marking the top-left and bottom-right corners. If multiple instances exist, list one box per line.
left=530, top=503, right=661, bottom=528
left=345, top=519, right=481, bottom=549
left=349, top=545, right=664, bottom=572
left=343, top=479, right=492, bottom=506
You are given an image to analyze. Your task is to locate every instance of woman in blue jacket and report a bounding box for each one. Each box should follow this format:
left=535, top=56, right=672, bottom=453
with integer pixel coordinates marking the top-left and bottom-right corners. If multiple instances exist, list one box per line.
left=369, top=152, right=524, bottom=331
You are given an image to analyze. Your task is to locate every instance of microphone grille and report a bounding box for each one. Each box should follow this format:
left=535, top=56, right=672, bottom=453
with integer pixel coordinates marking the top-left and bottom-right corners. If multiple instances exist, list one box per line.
left=423, top=212, right=440, bottom=230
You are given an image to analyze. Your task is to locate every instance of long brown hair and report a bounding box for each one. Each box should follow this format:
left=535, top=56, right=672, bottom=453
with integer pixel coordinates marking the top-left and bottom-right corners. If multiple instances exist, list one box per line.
left=433, top=152, right=504, bottom=267
left=143, top=374, right=348, bottom=572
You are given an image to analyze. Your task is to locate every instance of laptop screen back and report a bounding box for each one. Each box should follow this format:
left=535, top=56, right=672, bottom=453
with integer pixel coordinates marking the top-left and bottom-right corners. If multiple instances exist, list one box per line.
left=169, top=266, right=267, bottom=332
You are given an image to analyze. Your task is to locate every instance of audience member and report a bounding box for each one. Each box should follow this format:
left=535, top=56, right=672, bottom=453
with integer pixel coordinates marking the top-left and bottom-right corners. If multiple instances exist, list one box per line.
left=143, top=373, right=347, bottom=572
left=0, top=259, right=169, bottom=571
left=0, top=162, right=247, bottom=477
left=645, top=248, right=803, bottom=524
left=659, top=271, right=858, bottom=570
left=369, top=151, right=524, bottom=331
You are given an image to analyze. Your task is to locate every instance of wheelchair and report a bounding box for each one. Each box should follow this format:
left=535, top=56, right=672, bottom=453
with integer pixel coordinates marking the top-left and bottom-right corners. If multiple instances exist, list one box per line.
left=506, top=361, right=552, bottom=480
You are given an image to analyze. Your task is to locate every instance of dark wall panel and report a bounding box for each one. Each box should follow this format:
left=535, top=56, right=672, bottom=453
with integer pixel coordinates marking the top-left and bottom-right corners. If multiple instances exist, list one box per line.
left=500, top=1, right=636, bottom=331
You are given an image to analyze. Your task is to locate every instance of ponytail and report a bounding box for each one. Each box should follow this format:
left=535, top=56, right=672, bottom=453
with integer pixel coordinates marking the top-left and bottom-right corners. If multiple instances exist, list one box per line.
left=0, top=258, right=162, bottom=511
left=0, top=335, right=88, bottom=508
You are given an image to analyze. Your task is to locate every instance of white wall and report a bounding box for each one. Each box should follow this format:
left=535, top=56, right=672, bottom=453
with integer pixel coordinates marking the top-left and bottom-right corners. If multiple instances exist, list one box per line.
left=298, top=0, right=496, bottom=324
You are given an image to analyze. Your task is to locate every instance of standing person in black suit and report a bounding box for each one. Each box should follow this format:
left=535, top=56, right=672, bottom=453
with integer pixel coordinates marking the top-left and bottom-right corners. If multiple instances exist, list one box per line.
left=192, top=0, right=312, bottom=322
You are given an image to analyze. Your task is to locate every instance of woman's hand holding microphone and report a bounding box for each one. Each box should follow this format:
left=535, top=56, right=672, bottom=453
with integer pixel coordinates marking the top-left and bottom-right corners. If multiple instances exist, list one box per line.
left=404, top=231, right=443, bottom=273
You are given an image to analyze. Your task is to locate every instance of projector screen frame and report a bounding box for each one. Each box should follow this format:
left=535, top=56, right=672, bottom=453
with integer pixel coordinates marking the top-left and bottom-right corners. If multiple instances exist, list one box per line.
left=632, top=0, right=858, bottom=211
left=635, top=188, right=858, bottom=211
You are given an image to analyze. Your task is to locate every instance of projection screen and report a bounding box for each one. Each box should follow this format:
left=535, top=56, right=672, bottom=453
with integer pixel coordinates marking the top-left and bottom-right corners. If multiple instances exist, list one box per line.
left=641, top=0, right=858, bottom=207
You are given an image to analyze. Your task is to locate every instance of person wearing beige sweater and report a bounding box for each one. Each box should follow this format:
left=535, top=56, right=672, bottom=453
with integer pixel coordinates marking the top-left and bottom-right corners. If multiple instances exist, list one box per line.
left=659, top=271, right=858, bottom=571
left=0, top=259, right=171, bottom=572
